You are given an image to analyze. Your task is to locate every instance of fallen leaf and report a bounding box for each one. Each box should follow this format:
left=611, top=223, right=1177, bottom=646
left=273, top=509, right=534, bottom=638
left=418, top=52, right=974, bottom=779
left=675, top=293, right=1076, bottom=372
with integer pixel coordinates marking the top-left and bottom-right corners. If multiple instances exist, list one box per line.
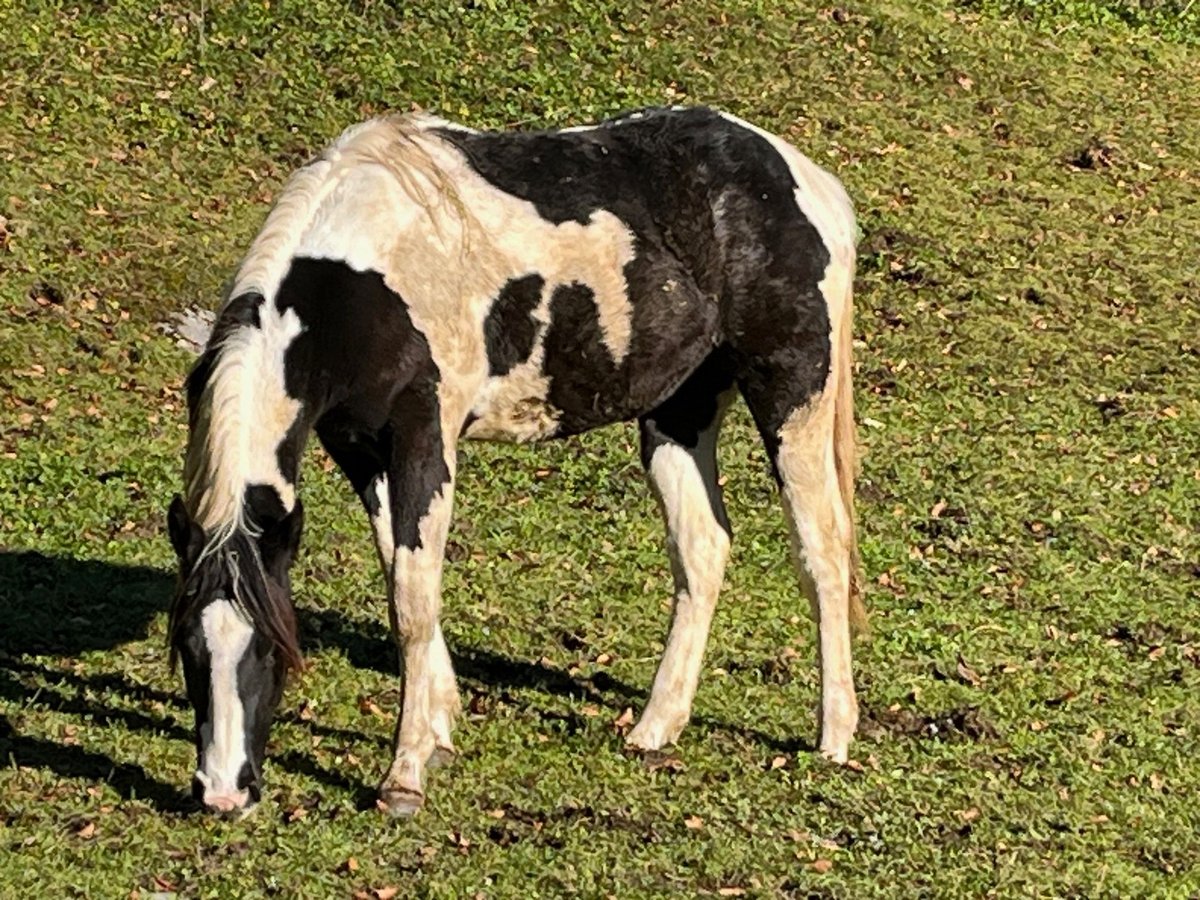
left=811, top=858, right=834, bottom=873
left=285, top=806, right=308, bottom=823
left=956, top=654, right=981, bottom=686
left=76, top=821, right=96, bottom=840
left=374, top=888, right=399, bottom=900
left=684, top=814, right=703, bottom=829
left=338, top=857, right=359, bottom=873
left=358, top=696, right=386, bottom=718
left=718, top=889, right=746, bottom=897
left=769, top=755, right=788, bottom=770
left=613, top=707, right=634, bottom=731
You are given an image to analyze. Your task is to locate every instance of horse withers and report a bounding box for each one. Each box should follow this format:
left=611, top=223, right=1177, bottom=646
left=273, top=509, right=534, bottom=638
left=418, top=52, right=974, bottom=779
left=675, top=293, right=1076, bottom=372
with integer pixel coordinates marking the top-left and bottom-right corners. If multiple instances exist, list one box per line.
left=166, top=106, right=863, bottom=816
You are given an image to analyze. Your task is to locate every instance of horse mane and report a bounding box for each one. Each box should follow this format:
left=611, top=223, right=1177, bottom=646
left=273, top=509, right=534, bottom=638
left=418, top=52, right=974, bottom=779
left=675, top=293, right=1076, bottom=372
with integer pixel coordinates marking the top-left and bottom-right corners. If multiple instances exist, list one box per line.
left=182, top=112, right=472, bottom=553
left=168, top=529, right=303, bottom=673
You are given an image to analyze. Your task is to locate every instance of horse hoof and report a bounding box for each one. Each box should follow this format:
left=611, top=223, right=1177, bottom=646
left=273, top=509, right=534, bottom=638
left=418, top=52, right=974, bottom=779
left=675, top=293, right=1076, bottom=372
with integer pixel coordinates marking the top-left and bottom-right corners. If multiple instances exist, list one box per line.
left=377, top=787, right=424, bottom=818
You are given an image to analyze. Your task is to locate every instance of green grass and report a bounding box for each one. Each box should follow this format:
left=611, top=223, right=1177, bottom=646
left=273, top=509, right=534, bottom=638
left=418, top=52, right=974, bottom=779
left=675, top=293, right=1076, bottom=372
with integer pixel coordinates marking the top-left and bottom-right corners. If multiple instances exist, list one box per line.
left=2, top=0, right=1198, bottom=896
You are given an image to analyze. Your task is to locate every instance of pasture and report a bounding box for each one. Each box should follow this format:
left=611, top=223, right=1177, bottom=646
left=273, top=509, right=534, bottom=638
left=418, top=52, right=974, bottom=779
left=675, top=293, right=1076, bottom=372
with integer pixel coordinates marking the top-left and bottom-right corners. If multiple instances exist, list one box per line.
left=1, top=0, right=1198, bottom=896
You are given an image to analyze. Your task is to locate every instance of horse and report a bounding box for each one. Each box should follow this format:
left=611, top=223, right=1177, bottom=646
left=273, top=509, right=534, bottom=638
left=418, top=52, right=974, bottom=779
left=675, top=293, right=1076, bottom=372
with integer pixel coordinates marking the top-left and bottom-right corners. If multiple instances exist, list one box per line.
left=166, top=105, right=864, bottom=817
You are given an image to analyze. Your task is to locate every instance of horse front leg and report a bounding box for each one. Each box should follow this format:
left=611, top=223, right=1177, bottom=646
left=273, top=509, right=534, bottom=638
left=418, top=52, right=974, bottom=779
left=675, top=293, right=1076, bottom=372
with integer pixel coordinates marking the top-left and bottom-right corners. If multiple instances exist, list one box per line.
left=377, top=385, right=459, bottom=817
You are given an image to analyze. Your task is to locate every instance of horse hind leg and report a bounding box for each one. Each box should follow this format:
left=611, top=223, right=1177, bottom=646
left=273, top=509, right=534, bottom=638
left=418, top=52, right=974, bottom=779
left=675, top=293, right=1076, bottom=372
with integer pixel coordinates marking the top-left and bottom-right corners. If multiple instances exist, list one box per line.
left=626, top=356, right=737, bottom=752
left=739, top=362, right=859, bottom=763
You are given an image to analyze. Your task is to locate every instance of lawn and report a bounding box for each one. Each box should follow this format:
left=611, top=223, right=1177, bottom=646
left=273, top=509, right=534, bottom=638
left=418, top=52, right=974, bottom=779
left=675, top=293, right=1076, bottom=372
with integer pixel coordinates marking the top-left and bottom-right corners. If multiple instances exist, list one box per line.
left=1, top=0, right=1198, bottom=896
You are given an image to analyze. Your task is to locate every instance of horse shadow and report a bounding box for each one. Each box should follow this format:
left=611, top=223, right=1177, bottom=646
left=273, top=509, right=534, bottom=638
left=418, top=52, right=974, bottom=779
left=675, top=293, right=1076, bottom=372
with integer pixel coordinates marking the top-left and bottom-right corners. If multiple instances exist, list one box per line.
left=0, top=550, right=810, bottom=814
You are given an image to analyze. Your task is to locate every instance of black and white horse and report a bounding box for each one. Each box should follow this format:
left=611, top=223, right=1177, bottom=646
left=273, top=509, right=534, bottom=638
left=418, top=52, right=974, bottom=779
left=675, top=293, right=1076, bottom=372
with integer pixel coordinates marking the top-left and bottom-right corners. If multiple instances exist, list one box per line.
left=167, top=106, right=863, bottom=816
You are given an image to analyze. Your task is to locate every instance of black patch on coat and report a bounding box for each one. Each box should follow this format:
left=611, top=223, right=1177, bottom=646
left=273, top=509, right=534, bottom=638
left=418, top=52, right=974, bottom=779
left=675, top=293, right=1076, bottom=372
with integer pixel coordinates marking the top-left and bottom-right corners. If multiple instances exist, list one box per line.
left=638, top=351, right=736, bottom=536
left=485, top=274, right=544, bottom=376
left=542, top=282, right=618, bottom=423
left=273, top=257, right=450, bottom=551
left=437, top=106, right=834, bottom=437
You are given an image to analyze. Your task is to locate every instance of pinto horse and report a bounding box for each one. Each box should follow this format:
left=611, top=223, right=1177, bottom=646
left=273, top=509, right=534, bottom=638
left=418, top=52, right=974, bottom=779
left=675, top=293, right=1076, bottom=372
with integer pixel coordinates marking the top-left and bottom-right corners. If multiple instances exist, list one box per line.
left=166, top=106, right=863, bottom=816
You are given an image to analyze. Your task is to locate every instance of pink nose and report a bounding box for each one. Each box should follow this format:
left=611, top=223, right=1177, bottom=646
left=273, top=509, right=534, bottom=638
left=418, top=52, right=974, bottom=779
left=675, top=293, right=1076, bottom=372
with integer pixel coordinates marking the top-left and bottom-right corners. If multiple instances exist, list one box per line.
left=203, top=791, right=250, bottom=813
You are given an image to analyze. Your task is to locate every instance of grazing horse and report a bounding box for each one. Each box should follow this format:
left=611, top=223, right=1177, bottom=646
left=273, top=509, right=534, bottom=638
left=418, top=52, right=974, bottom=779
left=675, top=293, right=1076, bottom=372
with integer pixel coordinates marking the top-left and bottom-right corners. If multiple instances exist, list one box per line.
left=166, top=105, right=863, bottom=816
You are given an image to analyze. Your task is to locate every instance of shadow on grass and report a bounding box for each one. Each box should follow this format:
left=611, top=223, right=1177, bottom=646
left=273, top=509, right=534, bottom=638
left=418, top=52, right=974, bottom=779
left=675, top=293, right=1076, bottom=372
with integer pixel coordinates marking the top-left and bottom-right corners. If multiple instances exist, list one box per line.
left=0, top=550, right=812, bottom=813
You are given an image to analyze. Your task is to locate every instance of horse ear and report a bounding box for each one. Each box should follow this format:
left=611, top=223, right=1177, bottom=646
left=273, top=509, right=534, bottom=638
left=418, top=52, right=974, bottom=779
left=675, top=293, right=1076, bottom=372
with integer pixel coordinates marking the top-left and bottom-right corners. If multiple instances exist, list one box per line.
left=167, top=494, right=205, bottom=566
left=260, top=499, right=304, bottom=579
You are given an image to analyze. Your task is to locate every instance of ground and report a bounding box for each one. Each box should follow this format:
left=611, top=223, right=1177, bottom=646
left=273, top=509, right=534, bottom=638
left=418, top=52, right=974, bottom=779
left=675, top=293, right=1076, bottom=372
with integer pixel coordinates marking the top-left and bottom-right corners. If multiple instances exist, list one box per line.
left=1, top=1, right=1198, bottom=897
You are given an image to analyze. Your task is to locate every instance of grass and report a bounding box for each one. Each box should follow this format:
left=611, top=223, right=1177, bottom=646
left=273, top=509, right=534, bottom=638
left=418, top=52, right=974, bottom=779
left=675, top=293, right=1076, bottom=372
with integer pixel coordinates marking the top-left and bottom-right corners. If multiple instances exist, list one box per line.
left=1, top=0, right=1198, bottom=896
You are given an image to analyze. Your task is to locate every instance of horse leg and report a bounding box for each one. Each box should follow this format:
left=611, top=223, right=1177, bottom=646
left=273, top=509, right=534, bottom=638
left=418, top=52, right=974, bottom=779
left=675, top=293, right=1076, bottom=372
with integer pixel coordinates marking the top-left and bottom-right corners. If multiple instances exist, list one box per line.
left=740, top=364, right=858, bottom=763
left=373, top=387, right=459, bottom=816
left=315, top=427, right=461, bottom=765
left=626, top=357, right=736, bottom=751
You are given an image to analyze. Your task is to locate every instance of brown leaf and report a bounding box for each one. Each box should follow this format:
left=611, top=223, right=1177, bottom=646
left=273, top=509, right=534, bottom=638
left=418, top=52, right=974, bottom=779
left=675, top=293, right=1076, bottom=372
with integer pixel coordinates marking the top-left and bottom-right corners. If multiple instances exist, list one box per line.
left=811, top=858, right=834, bottom=873
left=769, top=755, right=788, bottom=770
left=613, top=707, right=634, bottom=731
left=955, top=654, right=981, bottom=687
left=285, top=806, right=308, bottom=823
left=358, top=696, right=386, bottom=718
left=374, top=888, right=399, bottom=900
left=643, top=751, right=685, bottom=773
left=338, top=857, right=359, bottom=873
left=717, top=889, right=746, bottom=897
left=930, top=499, right=947, bottom=518
left=75, top=821, right=96, bottom=840
left=684, top=814, right=703, bottom=829
left=959, top=807, right=980, bottom=822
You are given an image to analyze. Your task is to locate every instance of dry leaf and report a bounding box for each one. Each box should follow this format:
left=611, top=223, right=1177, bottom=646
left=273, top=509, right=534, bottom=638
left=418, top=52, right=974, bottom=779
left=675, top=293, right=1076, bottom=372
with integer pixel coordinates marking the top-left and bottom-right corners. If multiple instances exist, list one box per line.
left=374, top=888, right=399, bottom=900
left=285, top=806, right=308, bottom=823
left=811, top=859, right=834, bottom=873
left=769, top=755, right=788, bottom=770
left=339, top=857, right=359, bottom=873
left=718, top=889, right=746, bottom=897
left=76, top=821, right=96, bottom=840
left=358, top=696, right=385, bottom=718
left=684, top=814, right=703, bottom=829
left=613, top=707, right=634, bottom=731
left=956, top=654, right=981, bottom=686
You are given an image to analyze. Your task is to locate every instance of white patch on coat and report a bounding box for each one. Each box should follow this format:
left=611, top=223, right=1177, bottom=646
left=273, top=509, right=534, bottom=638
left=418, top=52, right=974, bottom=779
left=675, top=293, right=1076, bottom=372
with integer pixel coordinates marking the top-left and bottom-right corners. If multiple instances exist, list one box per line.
left=195, top=599, right=254, bottom=804
left=280, top=117, right=639, bottom=442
